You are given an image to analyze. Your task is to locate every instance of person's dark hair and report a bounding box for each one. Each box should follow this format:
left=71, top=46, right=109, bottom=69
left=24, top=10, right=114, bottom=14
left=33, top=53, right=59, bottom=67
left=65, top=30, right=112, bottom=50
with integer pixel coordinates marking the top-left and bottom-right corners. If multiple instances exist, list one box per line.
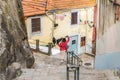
left=62, top=38, right=66, bottom=42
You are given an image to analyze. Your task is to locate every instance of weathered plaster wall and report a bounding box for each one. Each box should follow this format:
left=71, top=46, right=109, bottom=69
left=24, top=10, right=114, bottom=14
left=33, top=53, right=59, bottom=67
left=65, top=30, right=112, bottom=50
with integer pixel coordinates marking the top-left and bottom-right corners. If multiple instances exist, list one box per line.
left=96, top=22, right=120, bottom=55
left=0, top=0, right=34, bottom=79
left=95, top=0, right=120, bottom=69
left=96, top=0, right=120, bottom=54
left=95, top=22, right=120, bottom=69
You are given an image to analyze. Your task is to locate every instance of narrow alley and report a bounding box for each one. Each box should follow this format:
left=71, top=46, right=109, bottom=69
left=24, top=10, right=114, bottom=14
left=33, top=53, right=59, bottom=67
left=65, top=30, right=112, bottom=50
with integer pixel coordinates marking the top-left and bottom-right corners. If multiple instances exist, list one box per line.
left=1, top=0, right=120, bottom=80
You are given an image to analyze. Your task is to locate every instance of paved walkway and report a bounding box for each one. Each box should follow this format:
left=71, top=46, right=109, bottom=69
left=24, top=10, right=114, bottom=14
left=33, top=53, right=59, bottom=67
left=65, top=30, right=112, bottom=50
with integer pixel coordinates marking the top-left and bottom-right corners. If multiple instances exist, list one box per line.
left=14, top=52, right=120, bottom=80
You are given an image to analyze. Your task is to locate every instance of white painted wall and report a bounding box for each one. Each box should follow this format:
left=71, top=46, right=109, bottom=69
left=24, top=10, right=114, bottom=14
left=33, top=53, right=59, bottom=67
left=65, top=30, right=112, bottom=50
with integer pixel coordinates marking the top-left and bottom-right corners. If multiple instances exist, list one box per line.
left=96, top=22, right=120, bottom=54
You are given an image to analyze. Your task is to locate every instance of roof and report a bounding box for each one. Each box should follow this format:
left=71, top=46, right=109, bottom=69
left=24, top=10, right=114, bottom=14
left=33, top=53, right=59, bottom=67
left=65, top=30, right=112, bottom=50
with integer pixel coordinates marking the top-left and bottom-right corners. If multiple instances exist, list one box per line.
left=22, top=0, right=96, bottom=17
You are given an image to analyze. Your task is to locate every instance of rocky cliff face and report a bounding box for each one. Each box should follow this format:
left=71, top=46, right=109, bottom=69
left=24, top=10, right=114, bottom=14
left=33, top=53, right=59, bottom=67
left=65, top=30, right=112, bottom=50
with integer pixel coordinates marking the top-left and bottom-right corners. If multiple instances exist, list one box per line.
left=0, top=0, right=34, bottom=79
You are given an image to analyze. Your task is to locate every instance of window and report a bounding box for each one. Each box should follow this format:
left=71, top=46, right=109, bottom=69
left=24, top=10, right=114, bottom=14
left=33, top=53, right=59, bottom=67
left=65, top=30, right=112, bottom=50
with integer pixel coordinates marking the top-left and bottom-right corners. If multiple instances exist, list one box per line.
left=80, top=37, right=86, bottom=47
left=72, top=40, right=76, bottom=45
left=71, top=12, right=78, bottom=25
left=31, top=18, right=41, bottom=33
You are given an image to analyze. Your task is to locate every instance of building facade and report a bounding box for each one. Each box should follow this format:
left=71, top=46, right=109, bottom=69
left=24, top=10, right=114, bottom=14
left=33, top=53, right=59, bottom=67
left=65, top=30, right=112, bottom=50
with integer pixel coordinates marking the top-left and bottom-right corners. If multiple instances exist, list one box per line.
left=22, top=0, right=96, bottom=54
left=95, top=0, right=120, bottom=69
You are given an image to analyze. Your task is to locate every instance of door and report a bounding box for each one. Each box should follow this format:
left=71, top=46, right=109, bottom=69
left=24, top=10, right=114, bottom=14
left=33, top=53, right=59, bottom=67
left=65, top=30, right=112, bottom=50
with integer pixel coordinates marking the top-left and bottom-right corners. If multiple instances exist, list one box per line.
left=67, top=35, right=78, bottom=54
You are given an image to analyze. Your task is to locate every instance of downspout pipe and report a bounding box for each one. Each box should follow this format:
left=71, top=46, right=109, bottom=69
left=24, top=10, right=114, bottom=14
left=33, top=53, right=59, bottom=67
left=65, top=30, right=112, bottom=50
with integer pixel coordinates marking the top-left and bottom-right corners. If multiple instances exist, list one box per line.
left=94, top=0, right=100, bottom=69
left=45, top=10, right=57, bottom=43
left=45, top=10, right=56, bottom=55
left=85, top=8, right=88, bottom=53
left=46, top=10, right=55, bottom=23
left=96, top=0, right=100, bottom=54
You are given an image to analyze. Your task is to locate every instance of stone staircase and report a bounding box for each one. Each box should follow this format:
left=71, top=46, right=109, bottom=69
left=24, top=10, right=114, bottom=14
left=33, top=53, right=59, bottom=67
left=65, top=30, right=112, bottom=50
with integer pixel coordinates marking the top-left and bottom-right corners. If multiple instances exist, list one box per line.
left=14, top=52, right=120, bottom=80
left=80, top=67, right=120, bottom=80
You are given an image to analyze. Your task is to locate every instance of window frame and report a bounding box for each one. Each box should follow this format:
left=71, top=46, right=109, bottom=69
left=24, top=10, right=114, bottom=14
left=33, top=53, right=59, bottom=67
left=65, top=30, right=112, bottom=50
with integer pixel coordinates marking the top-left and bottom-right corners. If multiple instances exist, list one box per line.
left=29, top=16, right=42, bottom=36
left=80, top=36, right=86, bottom=47
left=71, top=10, right=80, bottom=25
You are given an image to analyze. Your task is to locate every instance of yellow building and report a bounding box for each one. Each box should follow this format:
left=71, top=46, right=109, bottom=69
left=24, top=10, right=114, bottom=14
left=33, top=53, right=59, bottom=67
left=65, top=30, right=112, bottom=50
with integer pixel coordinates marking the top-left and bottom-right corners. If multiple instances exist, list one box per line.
left=22, top=0, right=96, bottom=54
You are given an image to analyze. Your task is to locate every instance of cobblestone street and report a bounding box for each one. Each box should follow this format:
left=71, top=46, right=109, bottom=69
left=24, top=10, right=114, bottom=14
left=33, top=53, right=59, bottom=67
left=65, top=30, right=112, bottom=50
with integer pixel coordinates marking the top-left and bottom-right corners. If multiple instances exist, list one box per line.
left=15, top=52, right=120, bottom=80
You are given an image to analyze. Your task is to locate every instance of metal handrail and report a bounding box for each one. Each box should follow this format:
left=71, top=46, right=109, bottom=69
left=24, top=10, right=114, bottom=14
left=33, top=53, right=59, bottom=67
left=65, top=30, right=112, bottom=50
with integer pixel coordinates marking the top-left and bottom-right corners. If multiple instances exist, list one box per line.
left=66, top=51, right=82, bottom=80
left=67, top=51, right=83, bottom=67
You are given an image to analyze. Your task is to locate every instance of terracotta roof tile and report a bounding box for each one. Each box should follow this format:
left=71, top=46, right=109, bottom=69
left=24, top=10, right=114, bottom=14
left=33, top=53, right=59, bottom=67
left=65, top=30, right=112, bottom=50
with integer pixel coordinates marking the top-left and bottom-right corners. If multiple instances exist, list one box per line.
left=22, top=0, right=96, bottom=17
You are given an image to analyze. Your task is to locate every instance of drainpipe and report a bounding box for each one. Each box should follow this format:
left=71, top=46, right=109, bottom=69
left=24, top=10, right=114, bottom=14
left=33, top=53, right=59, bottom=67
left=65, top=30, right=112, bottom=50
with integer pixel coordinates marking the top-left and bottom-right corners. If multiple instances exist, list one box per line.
left=46, top=10, right=56, bottom=55
left=46, top=11, right=57, bottom=42
left=96, top=0, right=100, bottom=54
left=46, top=11, right=55, bottom=23
left=93, top=0, right=100, bottom=68
left=92, top=6, right=97, bottom=55
left=85, top=8, right=88, bottom=53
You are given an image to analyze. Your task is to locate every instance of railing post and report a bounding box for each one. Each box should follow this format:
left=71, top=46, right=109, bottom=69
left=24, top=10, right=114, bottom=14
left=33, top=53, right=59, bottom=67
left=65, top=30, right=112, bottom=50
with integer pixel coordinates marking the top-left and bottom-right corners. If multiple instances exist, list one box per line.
left=67, top=67, right=69, bottom=80
left=72, top=51, right=74, bottom=65
left=48, top=42, right=52, bottom=55
left=67, top=52, right=68, bottom=64
left=36, top=39, right=39, bottom=51
left=74, top=70, right=76, bottom=80
left=77, top=67, right=79, bottom=80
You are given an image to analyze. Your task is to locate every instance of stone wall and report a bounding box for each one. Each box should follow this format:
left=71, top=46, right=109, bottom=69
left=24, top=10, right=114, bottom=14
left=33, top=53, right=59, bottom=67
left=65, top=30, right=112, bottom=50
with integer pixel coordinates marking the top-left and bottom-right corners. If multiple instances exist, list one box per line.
left=0, top=0, right=34, bottom=79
